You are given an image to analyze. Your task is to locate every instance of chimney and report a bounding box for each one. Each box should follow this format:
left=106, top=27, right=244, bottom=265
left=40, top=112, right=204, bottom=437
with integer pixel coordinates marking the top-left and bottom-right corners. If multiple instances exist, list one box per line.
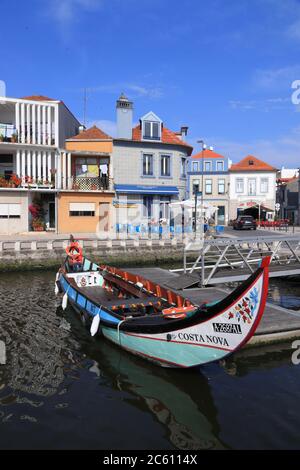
left=116, top=93, right=133, bottom=139
left=78, top=125, right=86, bottom=133
left=180, top=126, right=188, bottom=140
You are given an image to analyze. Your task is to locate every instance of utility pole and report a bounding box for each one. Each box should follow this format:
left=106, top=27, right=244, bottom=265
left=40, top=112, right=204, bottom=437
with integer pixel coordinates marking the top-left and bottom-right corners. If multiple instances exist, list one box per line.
left=83, top=88, right=87, bottom=127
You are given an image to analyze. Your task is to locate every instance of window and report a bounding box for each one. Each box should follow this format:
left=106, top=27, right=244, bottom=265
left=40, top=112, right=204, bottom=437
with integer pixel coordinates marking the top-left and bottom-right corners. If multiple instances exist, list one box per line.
left=218, top=179, right=225, bottom=194
left=217, top=206, right=225, bottom=225
left=260, top=177, right=269, bottom=193
left=236, top=178, right=244, bottom=193
left=160, top=155, right=171, bottom=177
left=159, top=196, right=170, bottom=219
left=181, top=157, right=187, bottom=178
left=216, top=161, right=224, bottom=171
left=75, top=157, right=99, bottom=177
left=205, top=179, right=212, bottom=194
left=143, top=121, right=160, bottom=140
left=69, top=202, right=95, bottom=216
left=192, top=161, right=198, bottom=172
left=248, top=178, right=256, bottom=196
left=204, top=161, right=212, bottom=172
left=143, top=196, right=153, bottom=218
left=142, top=154, right=154, bottom=176
left=0, top=203, right=21, bottom=219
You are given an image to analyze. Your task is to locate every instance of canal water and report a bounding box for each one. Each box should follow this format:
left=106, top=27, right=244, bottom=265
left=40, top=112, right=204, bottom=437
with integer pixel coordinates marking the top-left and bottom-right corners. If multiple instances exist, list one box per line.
left=0, top=270, right=300, bottom=450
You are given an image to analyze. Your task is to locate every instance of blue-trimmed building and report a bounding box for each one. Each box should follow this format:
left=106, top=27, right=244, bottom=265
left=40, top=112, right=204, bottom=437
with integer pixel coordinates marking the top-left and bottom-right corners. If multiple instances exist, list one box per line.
left=187, top=148, right=230, bottom=225
left=112, top=94, right=193, bottom=226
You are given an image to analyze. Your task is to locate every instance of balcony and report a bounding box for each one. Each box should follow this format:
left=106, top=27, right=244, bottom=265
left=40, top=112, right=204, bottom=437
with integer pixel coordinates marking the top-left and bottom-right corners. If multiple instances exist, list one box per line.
left=0, top=173, right=54, bottom=190
left=0, top=123, right=55, bottom=146
left=70, top=176, right=111, bottom=191
left=0, top=124, right=17, bottom=143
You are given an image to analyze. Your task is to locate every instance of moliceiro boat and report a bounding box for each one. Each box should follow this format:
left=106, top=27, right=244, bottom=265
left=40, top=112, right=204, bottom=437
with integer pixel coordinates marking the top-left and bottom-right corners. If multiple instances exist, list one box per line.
left=56, top=242, right=270, bottom=368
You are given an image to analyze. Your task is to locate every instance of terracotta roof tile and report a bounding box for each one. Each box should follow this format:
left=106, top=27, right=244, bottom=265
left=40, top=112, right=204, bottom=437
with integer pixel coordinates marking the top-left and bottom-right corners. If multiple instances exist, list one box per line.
left=21, top=95, right=59, bottom=102
left=192, top=149, right=226, bottom=159
left=131, top=124, right=193, bottom=154
left=230, top=155, right=276, bottom=172
left=68, top=125, right=112, bottom=140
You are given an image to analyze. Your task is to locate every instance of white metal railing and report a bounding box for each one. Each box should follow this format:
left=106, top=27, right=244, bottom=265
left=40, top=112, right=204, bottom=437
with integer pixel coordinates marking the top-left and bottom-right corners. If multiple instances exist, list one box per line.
left=179, top=235, right=300, bottom=286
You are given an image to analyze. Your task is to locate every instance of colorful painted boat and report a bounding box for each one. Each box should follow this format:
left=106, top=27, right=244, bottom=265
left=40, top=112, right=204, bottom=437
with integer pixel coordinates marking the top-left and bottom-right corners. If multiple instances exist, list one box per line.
left=56, top=253, right=270, bottom=368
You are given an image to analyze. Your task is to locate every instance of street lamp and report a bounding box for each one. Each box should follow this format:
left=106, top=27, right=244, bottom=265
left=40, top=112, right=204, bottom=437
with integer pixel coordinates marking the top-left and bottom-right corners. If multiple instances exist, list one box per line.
left=195, top=140, right=207, bottom=239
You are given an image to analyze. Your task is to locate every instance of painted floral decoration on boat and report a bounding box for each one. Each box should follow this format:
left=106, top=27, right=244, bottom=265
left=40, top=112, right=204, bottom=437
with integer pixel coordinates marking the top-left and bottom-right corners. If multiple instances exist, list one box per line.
left=228, top=287, right=259, bottom=323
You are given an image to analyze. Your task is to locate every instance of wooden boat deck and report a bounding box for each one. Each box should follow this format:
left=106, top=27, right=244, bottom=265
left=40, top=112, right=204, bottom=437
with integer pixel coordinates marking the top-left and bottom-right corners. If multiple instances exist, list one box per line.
left=126, top=267, right=300, bottom=345
left=79, top=286, right=163, bottom=309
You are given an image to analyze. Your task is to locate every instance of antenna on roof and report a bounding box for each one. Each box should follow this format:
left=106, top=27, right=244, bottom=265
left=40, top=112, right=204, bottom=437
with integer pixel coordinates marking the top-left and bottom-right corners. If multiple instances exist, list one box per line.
left=83, top=88, right=87, bottom=127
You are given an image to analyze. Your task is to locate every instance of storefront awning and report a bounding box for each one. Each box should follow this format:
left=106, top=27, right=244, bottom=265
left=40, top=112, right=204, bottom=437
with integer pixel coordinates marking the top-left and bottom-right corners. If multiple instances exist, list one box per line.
left=114, top=184, right=179, bottom=195
left=238, top=201, right=274, bottom=212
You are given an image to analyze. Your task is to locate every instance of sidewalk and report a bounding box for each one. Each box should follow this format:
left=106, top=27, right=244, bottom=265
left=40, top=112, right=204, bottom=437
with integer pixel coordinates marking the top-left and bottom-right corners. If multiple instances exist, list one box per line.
left=0, top=225, right=299, bottom=242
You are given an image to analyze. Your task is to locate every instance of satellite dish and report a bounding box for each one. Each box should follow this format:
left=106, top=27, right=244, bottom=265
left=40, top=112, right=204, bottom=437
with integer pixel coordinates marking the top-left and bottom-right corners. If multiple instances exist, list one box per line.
left=0, top=80, right=6, bottom=97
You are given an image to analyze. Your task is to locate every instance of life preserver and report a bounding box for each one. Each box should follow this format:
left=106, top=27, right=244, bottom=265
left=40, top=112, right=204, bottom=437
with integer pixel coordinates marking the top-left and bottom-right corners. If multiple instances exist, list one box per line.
left=162, top=305, right=196, bottom=320
left=66, top=242, right=83, bottom=265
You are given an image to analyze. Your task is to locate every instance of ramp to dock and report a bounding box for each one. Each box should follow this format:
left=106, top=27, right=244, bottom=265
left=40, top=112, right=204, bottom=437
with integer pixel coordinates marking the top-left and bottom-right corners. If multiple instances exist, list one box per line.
left=178, top=235, right=300, bottom=286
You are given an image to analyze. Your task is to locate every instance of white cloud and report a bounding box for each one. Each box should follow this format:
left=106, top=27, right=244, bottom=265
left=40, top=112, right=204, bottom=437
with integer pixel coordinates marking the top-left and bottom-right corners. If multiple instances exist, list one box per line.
left=47, top=0, right=103, bottom=27
left=85, top=83, right=164, bottom=100
left=253, top=65, right=300, bottom=91
left=190, top=127, right=300, bottom=168
left=229, top=97, right=291, bottom=112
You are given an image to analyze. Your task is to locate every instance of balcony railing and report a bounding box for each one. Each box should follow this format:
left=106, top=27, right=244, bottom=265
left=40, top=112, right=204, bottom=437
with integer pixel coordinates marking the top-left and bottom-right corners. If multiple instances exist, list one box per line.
left=0, top=174, right=54, bottom=189
left=71, top=176, right=111, bottom=191
left=0, top=124, right=17, bottom=142
left=0, top=123, right=55, bottom=145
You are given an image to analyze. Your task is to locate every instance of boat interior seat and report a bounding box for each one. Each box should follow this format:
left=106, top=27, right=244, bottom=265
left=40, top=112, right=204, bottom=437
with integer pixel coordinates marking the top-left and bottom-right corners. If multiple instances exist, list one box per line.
left=105, top=295, right=163, bottom=310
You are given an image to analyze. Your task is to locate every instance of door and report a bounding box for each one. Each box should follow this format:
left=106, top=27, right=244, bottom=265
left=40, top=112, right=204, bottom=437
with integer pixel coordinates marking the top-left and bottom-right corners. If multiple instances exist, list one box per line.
left=48, top=202, right=55, bottom=229
left=99, top=203, right=110, bottom=232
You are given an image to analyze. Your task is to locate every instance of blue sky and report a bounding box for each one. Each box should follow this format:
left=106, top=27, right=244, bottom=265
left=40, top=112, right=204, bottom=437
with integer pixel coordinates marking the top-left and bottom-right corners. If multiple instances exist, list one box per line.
left=1, top=0, right=300, bottom=166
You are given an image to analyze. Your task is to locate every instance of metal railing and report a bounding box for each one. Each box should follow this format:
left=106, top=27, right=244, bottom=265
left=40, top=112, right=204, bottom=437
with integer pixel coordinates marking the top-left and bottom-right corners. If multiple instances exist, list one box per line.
left=70, top=176, right=110, bottom=191
left=178, top=235, right=300, bottom=286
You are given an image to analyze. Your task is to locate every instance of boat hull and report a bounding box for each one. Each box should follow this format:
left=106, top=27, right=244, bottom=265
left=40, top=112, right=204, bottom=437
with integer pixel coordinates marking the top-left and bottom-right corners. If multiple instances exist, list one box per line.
left=58, top=258, right=269, bottom=368
left=100, top=268, right=266, bottom=368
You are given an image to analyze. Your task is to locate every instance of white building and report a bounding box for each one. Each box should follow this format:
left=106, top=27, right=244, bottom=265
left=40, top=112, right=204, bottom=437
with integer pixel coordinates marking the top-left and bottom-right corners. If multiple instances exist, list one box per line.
left=229, top=155, right=277, bottom=221
left=0, top=94, right=80, bottom=234
left=113, top=94, right=193, bottom=228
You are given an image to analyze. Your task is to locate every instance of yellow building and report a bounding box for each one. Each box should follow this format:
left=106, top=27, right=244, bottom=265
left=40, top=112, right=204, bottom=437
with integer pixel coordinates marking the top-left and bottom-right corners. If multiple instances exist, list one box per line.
left=58, top=126, right=114, bottom=234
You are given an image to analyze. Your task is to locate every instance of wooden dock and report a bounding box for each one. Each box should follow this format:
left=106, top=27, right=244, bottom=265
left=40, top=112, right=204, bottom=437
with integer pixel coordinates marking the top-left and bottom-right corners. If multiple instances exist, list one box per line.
left=127, top=267, right=300, bottom=347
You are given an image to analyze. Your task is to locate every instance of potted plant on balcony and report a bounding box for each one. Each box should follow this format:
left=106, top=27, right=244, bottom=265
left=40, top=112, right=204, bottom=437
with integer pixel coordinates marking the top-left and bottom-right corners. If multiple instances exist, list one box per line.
left=29, top=199, right=45, bottom=232
left=11, top=133, right=18, bottom=143
left=0, top=134, right=4, bottom=142
left=0, top=176, right=9, bottom=188
left=9, top=174, right=22, bottom=188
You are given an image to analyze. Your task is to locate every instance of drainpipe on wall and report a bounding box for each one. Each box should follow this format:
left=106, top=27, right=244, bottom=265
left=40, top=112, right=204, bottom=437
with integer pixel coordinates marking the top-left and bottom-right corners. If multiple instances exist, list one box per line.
left=55, top=192, right=58, bottom=234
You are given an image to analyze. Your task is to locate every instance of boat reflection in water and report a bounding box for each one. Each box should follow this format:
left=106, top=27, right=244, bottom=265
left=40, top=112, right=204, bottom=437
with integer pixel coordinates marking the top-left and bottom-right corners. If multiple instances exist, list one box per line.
left=64, top=306, right=226, bottom=450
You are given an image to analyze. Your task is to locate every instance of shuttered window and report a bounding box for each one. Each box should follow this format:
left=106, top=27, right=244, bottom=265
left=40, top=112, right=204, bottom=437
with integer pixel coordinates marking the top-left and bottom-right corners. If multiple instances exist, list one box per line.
left=69, top=202, right=95, bottom=216
left=0, top=203, right=21, bottom=218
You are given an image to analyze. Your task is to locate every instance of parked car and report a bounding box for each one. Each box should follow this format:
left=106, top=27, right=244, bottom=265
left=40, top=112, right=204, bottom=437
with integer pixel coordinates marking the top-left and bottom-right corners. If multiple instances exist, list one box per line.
left=233, top=215, right=257, bottom=230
